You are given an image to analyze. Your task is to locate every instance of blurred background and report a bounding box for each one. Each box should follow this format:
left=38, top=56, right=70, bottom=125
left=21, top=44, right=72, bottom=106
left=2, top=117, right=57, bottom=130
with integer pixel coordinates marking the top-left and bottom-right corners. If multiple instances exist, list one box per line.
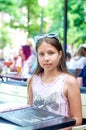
left=0, top=0, right=86, bottom=60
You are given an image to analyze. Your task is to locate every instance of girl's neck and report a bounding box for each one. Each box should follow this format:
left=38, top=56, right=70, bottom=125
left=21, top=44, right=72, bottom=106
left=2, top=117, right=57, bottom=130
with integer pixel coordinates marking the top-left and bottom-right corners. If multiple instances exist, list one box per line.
left=43, top=69, right=61, bottom=76
left=41, top=71, right=62, bottom=83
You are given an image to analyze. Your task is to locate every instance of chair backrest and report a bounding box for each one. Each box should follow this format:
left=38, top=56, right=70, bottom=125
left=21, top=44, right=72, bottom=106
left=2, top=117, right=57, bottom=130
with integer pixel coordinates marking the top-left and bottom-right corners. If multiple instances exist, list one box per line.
left=75, top=68, right=82, bottom=77
left=72, top=125, right=86, bottom=130
left=69, top=69, right=76, bottom=76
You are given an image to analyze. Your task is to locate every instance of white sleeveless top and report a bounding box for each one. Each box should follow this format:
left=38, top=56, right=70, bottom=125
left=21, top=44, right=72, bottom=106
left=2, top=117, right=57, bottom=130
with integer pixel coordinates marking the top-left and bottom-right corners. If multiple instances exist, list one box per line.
left=32, top=74, right=70, bottom=117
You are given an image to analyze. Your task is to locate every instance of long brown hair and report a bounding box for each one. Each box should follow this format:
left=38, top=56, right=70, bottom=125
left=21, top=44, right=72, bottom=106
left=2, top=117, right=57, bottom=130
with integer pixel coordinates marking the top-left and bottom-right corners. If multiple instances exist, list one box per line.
left=27, top=36, right=70, bottom=103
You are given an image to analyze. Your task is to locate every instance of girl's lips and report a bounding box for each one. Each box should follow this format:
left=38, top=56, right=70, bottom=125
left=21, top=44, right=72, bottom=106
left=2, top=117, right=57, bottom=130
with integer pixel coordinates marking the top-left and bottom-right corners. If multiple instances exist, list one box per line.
left=44, top=64, right=51, bottom=67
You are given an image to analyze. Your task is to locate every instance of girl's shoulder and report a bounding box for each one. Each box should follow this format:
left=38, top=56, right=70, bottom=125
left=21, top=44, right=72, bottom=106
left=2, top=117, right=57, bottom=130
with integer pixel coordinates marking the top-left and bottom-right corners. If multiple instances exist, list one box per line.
left=27, top=74, right=39, bottom=83
left=66, top=74, right=77, bottom=83
left=65, top=74, right=79, bottom=89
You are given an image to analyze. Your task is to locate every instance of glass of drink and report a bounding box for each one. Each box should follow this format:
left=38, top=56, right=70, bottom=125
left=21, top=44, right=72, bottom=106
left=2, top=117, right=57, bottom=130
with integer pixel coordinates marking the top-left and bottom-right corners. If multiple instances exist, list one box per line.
left=17, top=66, right=21, bottom=75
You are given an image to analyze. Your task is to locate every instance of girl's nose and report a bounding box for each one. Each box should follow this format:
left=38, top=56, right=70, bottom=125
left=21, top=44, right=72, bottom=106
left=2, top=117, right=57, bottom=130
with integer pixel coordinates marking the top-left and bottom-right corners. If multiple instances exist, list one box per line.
left=44, top=54, right=49, bottom=60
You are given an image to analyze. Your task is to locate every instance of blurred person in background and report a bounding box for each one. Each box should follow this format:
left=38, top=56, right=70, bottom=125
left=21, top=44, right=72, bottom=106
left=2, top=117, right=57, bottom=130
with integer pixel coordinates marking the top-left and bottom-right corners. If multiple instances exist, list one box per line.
left=77, top=65, right=86, bottom=87
left=75, top=45, right=86, bottom=69
left=0, top=49, right=4, bottom=61
left=0, top=64, right=3, bottom=73
left=10, top=47, right=22, bottom=72
left=27, top=37, right=37, bottom=74
left=74, top=45, right=86, bottom=77
left=66, top=45, right=86, bottom=77
left=65, top=52, right=72, bottom=69
left=0, top=49, right=5, bottom=73
left=27, top=38, right=36, bottom=54
left=10, top=44, right=36, bottom=76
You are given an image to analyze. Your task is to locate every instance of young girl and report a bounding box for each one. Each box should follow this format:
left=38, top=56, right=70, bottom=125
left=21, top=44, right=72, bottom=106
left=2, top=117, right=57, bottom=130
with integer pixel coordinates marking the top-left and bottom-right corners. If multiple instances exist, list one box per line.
left=27, top=35, right=82, bottom=130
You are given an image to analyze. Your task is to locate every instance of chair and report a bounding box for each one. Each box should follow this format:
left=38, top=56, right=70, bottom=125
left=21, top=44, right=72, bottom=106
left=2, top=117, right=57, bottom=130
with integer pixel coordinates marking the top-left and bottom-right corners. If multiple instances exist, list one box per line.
left=72, top=125, right=86, bottom=130
left=75, top=68, right=82, bottom=77
left=69, top=69, right=76, bottom=76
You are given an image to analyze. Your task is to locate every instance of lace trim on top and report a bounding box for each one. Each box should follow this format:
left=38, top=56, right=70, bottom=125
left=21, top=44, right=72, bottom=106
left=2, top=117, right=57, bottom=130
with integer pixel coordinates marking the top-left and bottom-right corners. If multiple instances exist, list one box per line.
left=38, top=73, right=66, bottom=87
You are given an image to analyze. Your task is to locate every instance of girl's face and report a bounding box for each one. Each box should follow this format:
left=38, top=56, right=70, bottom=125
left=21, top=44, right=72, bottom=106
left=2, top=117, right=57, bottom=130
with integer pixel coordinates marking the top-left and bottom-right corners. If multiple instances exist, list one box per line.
left=37, top=42, right=62, bottom=71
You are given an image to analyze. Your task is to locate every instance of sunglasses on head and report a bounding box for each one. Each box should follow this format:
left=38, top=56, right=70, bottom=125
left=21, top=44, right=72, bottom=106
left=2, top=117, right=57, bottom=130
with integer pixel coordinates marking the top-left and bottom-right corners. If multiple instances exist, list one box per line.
left=35, top=33, right=57, bottom=41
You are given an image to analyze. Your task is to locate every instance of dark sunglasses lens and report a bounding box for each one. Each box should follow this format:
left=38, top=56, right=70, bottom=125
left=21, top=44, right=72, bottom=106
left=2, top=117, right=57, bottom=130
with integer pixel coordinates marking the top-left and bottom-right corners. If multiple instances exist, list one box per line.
left=48, top=34, right=56, bottom=37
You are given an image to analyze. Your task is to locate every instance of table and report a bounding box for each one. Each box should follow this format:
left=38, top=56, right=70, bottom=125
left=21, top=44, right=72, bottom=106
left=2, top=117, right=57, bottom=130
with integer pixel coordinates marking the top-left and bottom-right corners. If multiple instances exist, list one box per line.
left=0, top=79, right=27, bottom=103
left=0, top=117, right=75, bottom=130
left=80, top=87, right=86, bottom=121
left=0, top=106, right=76, bottom=130
left=0, top=73, right=29, bottom=81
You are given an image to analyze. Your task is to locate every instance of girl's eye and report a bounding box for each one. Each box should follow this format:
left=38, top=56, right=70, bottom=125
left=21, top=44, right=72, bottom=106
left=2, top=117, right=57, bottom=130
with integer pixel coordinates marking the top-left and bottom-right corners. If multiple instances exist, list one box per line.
left=48, top=51, right=55, bottom=55
left=38, top=53, right=44, bottom=56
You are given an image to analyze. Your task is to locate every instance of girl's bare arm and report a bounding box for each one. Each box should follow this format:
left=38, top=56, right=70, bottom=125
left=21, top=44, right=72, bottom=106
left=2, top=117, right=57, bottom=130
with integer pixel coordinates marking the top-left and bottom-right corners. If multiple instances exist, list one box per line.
left=64, top=75, right=82, bottom=129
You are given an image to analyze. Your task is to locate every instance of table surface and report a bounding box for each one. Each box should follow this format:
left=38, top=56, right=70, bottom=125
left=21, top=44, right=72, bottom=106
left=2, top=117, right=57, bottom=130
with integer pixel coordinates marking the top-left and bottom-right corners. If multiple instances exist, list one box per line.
left=0, top=78, right=27, bottom=86
left=0, top=104, right=76, bottom=130
left=0, top=117, right=75, bottom=130
left=0, top=73, right=28, bottom=81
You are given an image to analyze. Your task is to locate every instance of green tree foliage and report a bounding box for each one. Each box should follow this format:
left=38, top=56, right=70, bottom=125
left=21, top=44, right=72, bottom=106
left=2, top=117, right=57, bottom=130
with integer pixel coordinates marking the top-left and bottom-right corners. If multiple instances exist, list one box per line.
left=0, top=0, right=22, bottom=20
left=46, top=0, right=86, bottom=47
left=67, top=0, right=86, bottom=46
left=0, top=0, right=86, bottom=48
left=0, top=0, right=23, bottom=48
left=45, top=0, right=64, bottom=40
left=21, top=0, right=41, bottom=36
left=0, top=24, right=11, bottom=48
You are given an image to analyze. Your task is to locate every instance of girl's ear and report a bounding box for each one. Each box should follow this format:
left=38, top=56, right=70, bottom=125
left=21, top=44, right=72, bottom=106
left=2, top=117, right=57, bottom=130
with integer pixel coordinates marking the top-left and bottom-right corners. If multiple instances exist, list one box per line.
left=58, top=51, right=62, bottom=59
